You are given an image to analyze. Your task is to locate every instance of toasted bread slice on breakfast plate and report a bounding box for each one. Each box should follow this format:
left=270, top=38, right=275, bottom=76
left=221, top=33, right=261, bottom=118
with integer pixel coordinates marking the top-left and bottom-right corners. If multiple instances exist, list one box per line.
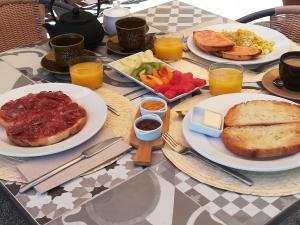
left=193, top=30, right=235, bottom=52
left=221, top=123, right=300, bottom=158
left=213, top=46, right=262, bottom=61
left=224, top=100, right=300, bottom=127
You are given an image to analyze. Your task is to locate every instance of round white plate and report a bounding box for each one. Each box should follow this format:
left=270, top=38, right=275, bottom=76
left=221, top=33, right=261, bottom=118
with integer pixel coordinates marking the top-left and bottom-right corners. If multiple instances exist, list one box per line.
left=187, top=23, right=290, bottom=65
left=0, top=83, right=107, bottom=157
left=182, top=93, right=300, bottom=172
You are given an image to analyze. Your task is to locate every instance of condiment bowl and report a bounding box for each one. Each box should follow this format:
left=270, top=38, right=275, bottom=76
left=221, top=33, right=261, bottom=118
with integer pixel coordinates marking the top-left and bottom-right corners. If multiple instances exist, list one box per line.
left=134, top=114, right=163, bottom=141
left=140, top=97, right=167, bottom=118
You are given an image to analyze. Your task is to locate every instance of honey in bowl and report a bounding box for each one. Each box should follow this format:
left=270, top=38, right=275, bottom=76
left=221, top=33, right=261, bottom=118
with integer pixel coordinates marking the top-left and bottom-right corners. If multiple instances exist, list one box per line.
left=209, top=63, right=243, bottom=96
left=142, top=101, right=165, bottom=110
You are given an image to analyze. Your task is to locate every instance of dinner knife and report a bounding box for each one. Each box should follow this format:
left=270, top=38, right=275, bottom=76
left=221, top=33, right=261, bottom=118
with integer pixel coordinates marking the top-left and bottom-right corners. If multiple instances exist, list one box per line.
left=19, top=137, right=122, bottom=193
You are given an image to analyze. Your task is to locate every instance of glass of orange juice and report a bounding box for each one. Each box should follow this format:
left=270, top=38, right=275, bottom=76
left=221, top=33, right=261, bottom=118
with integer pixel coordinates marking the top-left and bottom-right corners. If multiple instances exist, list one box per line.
left=209, top=63, right=243, bottom=96
left=69, top=56, right=103, bottom=90
left=154, top=33, right=183, bottom=62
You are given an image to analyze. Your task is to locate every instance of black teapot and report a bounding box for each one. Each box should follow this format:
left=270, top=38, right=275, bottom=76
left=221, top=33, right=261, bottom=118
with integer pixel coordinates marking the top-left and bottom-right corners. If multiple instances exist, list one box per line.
left=44, top=0, right=105, bottom=50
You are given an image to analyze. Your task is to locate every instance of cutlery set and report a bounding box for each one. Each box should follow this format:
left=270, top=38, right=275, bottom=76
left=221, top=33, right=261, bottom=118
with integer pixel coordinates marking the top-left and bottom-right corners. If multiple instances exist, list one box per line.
left=162, top=133, right=253, bottom=186
left=20, top=137, right=122, bottom=193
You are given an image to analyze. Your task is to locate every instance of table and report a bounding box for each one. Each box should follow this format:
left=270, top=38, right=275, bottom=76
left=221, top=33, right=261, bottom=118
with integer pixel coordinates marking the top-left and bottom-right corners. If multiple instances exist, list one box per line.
left=0, top=1, right=299, bottom=224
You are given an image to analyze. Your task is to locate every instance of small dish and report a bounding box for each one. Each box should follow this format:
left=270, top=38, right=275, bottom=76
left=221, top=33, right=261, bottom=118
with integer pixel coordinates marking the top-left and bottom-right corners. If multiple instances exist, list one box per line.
left=134, top=114, right=163, bottom=141
left=262, top=68, right=300, bottom=100
left=106, top=34, right=156, bottom=56
left=189, top=107, right=224, bottom=138
left=40, top=49, right=96, bottom=75
left=140, top=97, right=167, bottom=118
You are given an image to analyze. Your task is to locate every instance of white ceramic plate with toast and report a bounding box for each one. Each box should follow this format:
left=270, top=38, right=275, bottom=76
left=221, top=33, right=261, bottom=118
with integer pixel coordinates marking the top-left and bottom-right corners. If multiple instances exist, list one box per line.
left=182, top=93, right=300, bottom=172
left=0, top=83, right=107, bottom=157
left=187, top=23, right=290, bottom=65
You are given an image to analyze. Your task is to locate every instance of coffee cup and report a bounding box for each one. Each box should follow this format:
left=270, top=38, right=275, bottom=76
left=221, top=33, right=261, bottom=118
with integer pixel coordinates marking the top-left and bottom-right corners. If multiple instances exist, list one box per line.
left=116, top=17, right=148, bottom=51
left=279, top=51, right=300, bottom=91
left=50, top=33, right=84, bottom=68
left=103, top=2, right=130, bottom=36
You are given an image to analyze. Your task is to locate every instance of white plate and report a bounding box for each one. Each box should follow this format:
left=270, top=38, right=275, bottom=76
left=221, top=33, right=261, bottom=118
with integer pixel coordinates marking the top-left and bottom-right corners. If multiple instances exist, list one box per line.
left=182, top=93, right=300, bottom=172
left=109, top=52, right=204, bottom=102
left=0, top=83, right=107, bottom=157
left=187, top=23, right=290, bottom=65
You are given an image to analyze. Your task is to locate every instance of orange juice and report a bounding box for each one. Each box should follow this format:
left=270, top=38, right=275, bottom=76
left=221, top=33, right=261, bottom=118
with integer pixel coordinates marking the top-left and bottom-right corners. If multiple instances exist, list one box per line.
left=209, top=68, right=243, bottom=95
left=154, top=36, right=183, bottom=61
left=70, top=62, right=103, bottom=90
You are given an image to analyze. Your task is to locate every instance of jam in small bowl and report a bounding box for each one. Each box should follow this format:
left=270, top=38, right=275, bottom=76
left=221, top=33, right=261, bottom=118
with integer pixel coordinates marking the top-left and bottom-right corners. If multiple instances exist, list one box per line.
left=134, top=114, right=163, bottom=141
left=140, top=97, right=167, bottom=118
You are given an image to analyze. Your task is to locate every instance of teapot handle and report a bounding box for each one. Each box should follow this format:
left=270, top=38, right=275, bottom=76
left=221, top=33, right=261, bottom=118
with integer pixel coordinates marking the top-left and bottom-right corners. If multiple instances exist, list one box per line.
left=50, top=0, right=57, bottom=22
left=49, top=0, right=101, bottom=20
left=95, top=0, right=101, bottom=18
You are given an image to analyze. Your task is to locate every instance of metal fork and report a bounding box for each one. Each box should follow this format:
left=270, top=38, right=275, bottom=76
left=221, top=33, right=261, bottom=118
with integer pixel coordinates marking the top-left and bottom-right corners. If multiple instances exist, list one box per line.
left=181, top=56, right=278, bottom=74
left=107, top=105, right=120, bottom=116
left=162, top=133, right=253, bottom=186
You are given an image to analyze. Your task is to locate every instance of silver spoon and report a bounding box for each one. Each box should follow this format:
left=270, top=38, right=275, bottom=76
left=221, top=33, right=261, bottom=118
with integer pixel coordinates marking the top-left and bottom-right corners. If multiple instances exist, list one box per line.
left=273, top=78, right=284, bottom=88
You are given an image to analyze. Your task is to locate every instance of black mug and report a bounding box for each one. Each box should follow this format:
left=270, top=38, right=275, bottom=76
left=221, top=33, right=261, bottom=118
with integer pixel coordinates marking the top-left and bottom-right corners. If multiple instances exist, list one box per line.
left=116, top=17, right=149, bottom=51
left=279, top=51, right=300, bottom=91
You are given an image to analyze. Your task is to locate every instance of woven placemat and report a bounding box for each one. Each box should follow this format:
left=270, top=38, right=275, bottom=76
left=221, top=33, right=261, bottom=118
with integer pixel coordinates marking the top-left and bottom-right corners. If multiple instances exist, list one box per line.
left=0, top=87, right=136, bottom=183
left=163, top=90, right=300, bottom=196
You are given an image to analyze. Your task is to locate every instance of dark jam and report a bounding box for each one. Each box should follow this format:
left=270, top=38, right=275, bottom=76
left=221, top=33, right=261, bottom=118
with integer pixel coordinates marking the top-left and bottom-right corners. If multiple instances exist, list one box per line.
left=136, top=119, right=161, bottom=131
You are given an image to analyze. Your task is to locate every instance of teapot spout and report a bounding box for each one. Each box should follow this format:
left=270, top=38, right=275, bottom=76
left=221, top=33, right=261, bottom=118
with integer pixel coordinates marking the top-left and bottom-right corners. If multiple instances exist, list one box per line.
left=43, top=23, right=55, bottom=38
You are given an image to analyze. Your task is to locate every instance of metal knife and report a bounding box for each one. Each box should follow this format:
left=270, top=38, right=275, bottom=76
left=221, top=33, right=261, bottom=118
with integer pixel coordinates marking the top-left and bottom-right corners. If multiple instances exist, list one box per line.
left=19, top=137, right=122, bottom=193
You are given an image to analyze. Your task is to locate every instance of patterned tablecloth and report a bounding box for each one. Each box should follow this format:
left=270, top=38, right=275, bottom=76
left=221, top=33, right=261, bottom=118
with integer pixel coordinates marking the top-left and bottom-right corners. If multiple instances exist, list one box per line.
left=0, top=1, right=299, bottom=225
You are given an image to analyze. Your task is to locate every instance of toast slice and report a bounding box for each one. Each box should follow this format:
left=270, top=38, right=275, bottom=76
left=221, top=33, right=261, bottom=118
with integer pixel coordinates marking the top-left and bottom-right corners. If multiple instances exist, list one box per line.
left=224, top=100, right=300, bottom=127
left=221, top=123, right=300, bottom=158
left=193, top=30, right=235, bottom=52
left=213, top=46, right=262, bottom=61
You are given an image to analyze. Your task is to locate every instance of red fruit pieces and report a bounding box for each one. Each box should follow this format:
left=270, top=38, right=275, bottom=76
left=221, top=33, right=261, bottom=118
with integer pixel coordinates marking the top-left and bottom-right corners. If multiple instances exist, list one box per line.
left=154, top=84, right=172, bottom=93
left=170, top=71, right=182, bottom=85
left=163, top=90, right=177, bottom=99
left=193, top=78, right=206, bottom=87
left=181, top=73, right=193, bottom=83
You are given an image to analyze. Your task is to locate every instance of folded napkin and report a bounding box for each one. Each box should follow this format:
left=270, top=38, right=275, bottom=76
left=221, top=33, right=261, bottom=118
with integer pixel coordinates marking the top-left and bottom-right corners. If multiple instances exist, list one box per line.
left=18, top=128, right=132, bottom=193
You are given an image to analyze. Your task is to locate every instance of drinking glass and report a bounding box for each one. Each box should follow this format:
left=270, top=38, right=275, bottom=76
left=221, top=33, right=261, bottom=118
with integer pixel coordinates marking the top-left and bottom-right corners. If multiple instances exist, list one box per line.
left=154, top=33, right=183, bottom=62
left=209, top=63, right=243, bottom=96
left=69, top=56, right=103, bottom=90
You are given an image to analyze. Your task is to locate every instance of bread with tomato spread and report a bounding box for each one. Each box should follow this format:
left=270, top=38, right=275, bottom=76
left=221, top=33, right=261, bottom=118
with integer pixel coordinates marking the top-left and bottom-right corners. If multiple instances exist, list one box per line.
left=0, top=91, right=87, bottom=147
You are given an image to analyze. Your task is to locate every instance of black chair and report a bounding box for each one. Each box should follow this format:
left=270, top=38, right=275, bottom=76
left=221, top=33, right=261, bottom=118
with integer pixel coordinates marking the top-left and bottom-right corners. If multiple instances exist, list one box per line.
left=237, top=6, right=300, bottom=43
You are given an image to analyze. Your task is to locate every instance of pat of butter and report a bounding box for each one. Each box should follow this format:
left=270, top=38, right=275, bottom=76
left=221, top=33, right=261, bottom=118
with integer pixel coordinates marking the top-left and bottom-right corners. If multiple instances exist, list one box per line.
left=203, top=110, right=222, bottom=130
left=189, top=107, right=224, bottom=137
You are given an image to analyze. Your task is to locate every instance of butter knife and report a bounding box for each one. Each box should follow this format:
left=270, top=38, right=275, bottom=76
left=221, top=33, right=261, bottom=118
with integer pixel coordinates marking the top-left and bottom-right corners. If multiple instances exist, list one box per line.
left=19, top=137, right=122, bottom=193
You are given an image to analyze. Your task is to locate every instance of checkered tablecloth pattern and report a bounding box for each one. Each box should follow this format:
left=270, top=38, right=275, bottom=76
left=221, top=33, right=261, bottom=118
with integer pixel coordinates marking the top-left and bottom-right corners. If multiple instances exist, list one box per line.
left=133, top=1, right=230, bottom=32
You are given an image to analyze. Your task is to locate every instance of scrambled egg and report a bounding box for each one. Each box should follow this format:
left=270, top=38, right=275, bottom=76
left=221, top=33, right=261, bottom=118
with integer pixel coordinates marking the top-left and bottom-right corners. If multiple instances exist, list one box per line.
left=220, top=29, right=275, bottom=55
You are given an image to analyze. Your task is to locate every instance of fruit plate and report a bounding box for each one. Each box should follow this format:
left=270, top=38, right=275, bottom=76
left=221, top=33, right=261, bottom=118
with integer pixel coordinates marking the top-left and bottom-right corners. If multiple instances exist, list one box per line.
left=108, top=52, right=205, bottom=102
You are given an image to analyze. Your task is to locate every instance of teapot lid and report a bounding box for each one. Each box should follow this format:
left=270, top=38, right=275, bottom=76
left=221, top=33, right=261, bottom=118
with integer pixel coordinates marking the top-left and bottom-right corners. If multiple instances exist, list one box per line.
left=60, top=8, right=95, bottom=24
left=103, top=1, right=130, bottom=17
